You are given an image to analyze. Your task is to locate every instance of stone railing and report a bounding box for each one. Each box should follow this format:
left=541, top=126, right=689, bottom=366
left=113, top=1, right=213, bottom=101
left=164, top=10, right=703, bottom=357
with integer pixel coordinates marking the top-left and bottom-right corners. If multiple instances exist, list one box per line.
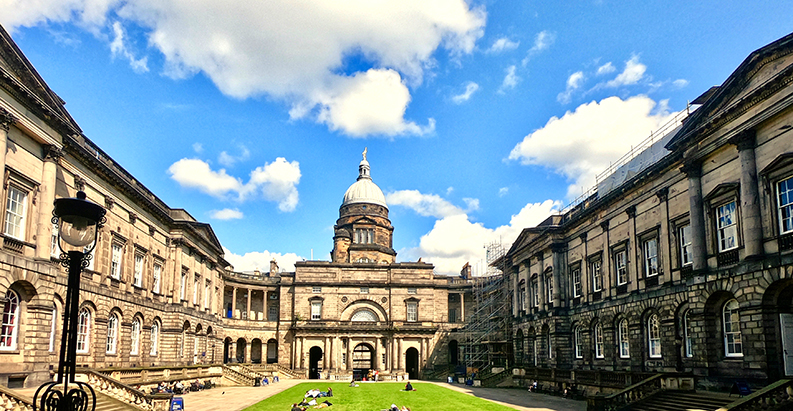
left=246, top=363, right=302, bottom=379
left=515, top=366, right=654, bottom=391
left=81, top=370, right=173, bottom=411
left=0, top=384, right=33, bottom=411
left=587, top=374, right=663, bottom=411
left=717, top=379, right=793, bottom=411
left=97, top=365, right=222, bottom=386
left=221, top=365, right=256, bottom=386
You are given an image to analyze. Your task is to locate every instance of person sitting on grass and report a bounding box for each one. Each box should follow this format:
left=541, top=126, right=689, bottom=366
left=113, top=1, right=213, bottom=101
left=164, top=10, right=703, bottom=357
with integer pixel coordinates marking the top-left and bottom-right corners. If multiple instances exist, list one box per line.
left=313, top=400, right=333, bottom=409
left=400, top=407, right=410, bottom=411
left=291, top=403, right=306, bottom=411
left=391, top=404, right=399, bottom=411
left=404, top=381, right=415, bottom=391
left=325, top=387, right=333, bottom=397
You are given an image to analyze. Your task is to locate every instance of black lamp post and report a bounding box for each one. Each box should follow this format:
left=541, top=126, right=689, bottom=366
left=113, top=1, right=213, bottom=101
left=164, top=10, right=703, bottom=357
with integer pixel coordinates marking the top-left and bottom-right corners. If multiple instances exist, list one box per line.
left=34, top=191, right=106, bottom=411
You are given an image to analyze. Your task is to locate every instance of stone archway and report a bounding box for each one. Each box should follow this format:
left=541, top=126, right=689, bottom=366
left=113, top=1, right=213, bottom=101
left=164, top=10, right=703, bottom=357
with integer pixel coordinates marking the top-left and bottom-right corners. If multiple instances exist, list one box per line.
left=763, top=279, right=793, bottom=379
left=251, top=339, right=262, bottom=364
left=309, top=346, right=323, bottom=379
left=353, top=343, right=374, bottom=380
left=236, top=338, right=247, bottom=363
left=406, top=347, right=419, bottom=380
left=223, top=337, right=232, bottom=364
left=267, top=339, right=278, bottom=364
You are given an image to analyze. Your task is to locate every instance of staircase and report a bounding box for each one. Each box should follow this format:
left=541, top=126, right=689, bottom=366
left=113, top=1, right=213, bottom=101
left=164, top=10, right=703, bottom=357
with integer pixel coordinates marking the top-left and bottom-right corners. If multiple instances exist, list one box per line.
left=628, top=390, right=734, bottom=411
left=95, top=391, right=139, bottom=411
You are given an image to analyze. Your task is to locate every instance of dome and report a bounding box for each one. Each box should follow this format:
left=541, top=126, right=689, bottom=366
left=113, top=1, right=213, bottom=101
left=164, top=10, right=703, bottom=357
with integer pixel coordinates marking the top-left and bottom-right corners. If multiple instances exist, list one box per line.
left=342, top=148, right=388, bottom=208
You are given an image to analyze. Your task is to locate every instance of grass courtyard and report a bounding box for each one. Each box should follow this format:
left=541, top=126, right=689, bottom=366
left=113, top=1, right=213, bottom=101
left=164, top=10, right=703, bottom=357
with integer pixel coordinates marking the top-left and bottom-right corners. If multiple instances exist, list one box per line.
left=242, top=382, right=517, bottom=411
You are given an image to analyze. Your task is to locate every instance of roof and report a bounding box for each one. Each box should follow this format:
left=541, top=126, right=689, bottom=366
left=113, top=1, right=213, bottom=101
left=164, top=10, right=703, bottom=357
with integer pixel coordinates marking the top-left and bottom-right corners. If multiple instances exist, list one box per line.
left=342, top=149, right=388, bottom=208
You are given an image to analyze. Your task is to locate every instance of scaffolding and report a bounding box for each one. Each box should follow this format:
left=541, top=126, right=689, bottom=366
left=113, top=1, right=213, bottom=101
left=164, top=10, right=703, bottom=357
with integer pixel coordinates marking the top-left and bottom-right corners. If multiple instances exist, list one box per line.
left=459, top=241, right=513, bottom=379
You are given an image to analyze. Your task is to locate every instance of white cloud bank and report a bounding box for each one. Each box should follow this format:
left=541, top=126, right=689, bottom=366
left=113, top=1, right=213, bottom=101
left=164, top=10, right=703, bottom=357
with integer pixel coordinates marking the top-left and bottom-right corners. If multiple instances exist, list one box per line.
left=0, top=0, right=486, bottom=137
left=210, top=208, right=243, bottom=220
left=509, top=95, right=678, bottom=199
left=168, top=157, right=301, bottom=211
left=223, top=247, right=303, bottom=273
left=488, top=37, right=519, bottom=53
left=451, top=81, right=479, bottom=104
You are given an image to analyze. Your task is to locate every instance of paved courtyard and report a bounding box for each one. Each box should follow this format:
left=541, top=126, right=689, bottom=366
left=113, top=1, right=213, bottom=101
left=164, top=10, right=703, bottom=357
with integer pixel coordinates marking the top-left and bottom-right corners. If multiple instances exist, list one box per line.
left=180, top=380, right=587, bottom=411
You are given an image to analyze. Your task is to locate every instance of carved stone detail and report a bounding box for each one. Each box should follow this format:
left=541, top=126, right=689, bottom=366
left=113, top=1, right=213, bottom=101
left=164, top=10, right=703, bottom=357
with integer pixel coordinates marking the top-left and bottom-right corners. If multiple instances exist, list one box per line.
left=104, top=195, right=115, bottom=210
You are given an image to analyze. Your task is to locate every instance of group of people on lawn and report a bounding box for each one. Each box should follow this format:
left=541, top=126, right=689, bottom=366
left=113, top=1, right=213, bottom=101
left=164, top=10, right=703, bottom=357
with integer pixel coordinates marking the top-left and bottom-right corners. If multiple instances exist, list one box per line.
left=291, top=387, right=334, bottom=410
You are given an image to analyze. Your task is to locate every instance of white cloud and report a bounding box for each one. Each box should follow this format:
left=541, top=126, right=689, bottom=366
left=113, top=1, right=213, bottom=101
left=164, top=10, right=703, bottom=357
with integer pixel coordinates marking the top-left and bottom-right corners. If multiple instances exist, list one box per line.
left=508, top=95, right=678, bottom=199
left=488, top=37, right=519, bottom=53
left=596, top=62, right=615, bottom=76
left=209, top=208, right=243, bottom=220
left=498, top=187, right=509, bottom=197
left=400, top=200, right=561, bottom=274
left=109, top=21, right=148, bottom=73
left=557, top=71, right=585, bottom=104
left=672, top=79, right=689, bottom=88
left=223, top=246, right=303, bottom=273
left=522, top=30, right=555, bottom=65
left=605, top=55, right=646, bottom=87
left=192, top=142, right=203, bottom=153
left=451, top=81, right=479, bottom=104
left=168, top=156, right=301, bottom=211
left=4, top=1, right=485, bottom=137
left=498, top=65, right=519, bottom=92
left=218, top=144, right=251, bottom=167
left=386, top=190, right=473, bottom=218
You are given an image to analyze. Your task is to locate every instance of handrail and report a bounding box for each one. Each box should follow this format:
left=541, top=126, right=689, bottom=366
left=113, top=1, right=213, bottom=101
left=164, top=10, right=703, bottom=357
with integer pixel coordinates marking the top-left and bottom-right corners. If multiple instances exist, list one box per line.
left=221, top=365, right=255, bottom=386
left=0, top=384, right=34, bottom=411
left=716, top=379, right=793, bottom=411
left=80, top=369, right=172, bottom=411
left=587, top=374, right=664, bottom=411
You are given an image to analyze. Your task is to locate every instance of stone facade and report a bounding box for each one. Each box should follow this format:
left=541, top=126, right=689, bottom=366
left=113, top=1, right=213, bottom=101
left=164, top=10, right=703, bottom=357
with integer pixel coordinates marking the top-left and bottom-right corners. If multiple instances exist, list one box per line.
left=505, top=32, right=793, bottom=390
left=0, top=24, right=471, bottom=389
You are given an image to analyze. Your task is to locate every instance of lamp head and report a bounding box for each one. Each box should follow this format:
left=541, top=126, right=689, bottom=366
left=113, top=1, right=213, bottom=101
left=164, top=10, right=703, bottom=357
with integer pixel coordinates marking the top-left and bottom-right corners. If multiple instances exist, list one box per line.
left=53, top=191, right=106, bottom=248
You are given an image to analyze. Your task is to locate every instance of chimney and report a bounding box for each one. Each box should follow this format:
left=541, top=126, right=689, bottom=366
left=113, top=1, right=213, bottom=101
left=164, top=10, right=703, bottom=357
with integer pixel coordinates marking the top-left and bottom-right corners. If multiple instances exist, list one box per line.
left=460, top=262, right=471, bottom=279
left=270, top=259, right=279, bottom=276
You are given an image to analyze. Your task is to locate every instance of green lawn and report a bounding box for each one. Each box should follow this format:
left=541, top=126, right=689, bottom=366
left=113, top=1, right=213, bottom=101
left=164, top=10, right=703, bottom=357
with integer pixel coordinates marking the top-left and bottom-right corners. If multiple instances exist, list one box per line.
left=242, top=382, right=516, bottom=411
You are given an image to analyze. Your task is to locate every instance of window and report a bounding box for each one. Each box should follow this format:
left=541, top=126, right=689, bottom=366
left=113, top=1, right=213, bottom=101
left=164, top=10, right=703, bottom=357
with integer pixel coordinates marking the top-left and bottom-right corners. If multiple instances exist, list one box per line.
left=545, top=275, right=553, bottom=303
left=591, top=260, right=602, bottom=292
left=615, top=250, right=628, bottom=285
left=150, top=321, right=160, bottom=356
left=312, top=286, right=321, bottom=293
left=130, top=318, right=141, bottom=355
left=547, top=333, right=553, bottom=359
left=180, top=270, right=187, bottom=300
left=354, top=228, right=374, bottom=244
left=594, top=323, right=604, bottom=358
left=341, top=352, right=346, bottom=364
left=648, top=314, right=661, bottom=358
left=351, top=309, right=378, bottom=322
left=4, top=186, right=27, bottom=240
left=518, top=286, right=526, bottom=311
left=76, top=308, right=90, bottom=353
left=532, top=279, right=539, bottom=307
left=679, top=225, right=692, bottom=266
left=360, top=287, right=369, bottom=294
left=619, top=319, right=630, bottom=358
left=407, top=287, right=417, bottom=294
left=572, top=267, right=582, bottom=298
left=0, top=290, right=20, bottom=350
left=683, top=310, right=693, bottom=358
left=49, top=307, right=57, bottom=352
left=311, top=300, right=322, bottom=320
left=778, top=176, right=793, bottom=234
left=574, top=327, right=583, bottom=359
left=83, top=245, right=95, bottom=271
left=643, top=239, right=659, bottom=277
left=268, top=305, right=278, bottom=321
left=193, top=275, right=200, bottom=304
left=133, top=253, right=144, bottom=287
left=106, top=313, right=119, bottom=354
left=51, top=222, right=60, bottom=258
left=448, top=308, right=457, bottom=323
left=205, top=280, right=211, bottom=309
left=111, top=243, right=123, bottom=280
left=723, top=299, right=743, bottom=356
left=716, top=201, right=738, bottom=252
left=406, top=301, right=418, bottom=322
left=152, top=262, right=162, bottom=294
left=533, top=339, right=538, bottom=366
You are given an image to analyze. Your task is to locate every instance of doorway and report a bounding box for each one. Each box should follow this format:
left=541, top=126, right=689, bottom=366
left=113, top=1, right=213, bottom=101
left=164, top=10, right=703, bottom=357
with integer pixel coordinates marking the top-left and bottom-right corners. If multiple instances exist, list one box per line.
left=267, top=339, right=278, bottom=364
left=781, top=313, right=793, bottom=376
left=236, top=338, right=247, bottom=363
left=223, top=338, right=232, bottom=364
left=406, top=347, right=419, bottom=380
left=448, top=340, right=458, bottom=365
left=251, top=339, right=262, bottom=364
left=309, top=346, right=323, bottom=379
left=353, top=343, right=374, bottom=380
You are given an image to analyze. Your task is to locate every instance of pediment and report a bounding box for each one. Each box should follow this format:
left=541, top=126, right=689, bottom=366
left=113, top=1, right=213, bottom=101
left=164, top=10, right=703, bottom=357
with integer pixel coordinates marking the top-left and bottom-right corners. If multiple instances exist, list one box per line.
left=351, top=217, right=377, bottom=226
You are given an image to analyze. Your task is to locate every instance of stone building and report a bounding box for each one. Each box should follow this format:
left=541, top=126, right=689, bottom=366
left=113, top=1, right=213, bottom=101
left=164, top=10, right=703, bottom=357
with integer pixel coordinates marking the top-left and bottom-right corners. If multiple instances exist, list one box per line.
left=504, top=32, right=793, bottom=390
left=0, top=24, right=471, bottom=388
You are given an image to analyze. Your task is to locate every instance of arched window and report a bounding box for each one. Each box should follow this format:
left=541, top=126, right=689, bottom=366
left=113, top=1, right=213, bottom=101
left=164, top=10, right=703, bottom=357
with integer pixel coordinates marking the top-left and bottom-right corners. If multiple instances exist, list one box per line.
left=106, top=313, right=119, bottom=354
left=683, top=310, right=693, bottom=358
left=547, top=332, right=553, bottom=359
left=574, top=326, right=583, bottom=359
left=351, top=309, right=378, bottom=322
left=0, top=290, right=20, bottom=351
left=648, top=314, right=661, bottom=358
left=130, top=318, right=141, bottom=355
left=594, top=323, right=604, bottom=358
left=150, top=320, right=160, bottom=356
left=76, top=308, right=91, bottom=353
left=618, top=319, right=630, bottom=358
left=723, top=299, right=742, bottom=357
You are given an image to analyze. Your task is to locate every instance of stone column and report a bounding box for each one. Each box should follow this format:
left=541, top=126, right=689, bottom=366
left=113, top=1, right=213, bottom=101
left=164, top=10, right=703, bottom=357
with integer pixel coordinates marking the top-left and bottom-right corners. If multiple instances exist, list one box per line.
left=375, top=337, right=382, bottom=370
left=459, top=292, right=465, bottom=322
left=0, top=108, right=16, bottom=185
left=626, top=207, right=639, bottom=290
left=297, top=337, right=304, bottom=369
left=331, top=337, right=338, bottom=371
left=246, top=289, right=252, bottom=320
left=579, top=233, right=588, bottom=296
left=398, top=338, right=404, bottom=371
left=392, top=337, right=398, bottom=371
left=36, top=146, right=61, bottom=259
left=656, top=188, right=672, bottom=280
left=600, top=222, right=611, bottom=297
left=231, top=287, right=237, bottom=319
left=681, top=162, right=707, bottom=271
left=731, top=131, right=763, bottom=259
left=346, top=338, right=353, bottom=370
left=551, top=243, right=565, bottom=306
left=324, top=337, right=330, bottom=370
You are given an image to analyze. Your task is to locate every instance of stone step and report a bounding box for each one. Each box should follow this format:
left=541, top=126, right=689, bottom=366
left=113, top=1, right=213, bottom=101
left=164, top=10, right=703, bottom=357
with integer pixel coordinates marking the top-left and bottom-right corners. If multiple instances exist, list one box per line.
left=629, top=390, right=734, bottom=411
left=94, top=391, right=140, bottom=411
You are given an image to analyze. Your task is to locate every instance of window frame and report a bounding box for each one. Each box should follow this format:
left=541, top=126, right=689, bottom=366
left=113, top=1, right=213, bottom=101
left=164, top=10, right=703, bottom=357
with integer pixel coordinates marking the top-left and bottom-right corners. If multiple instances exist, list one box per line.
left=150, top=320, right=160, bottom=356
left=590, top=259, right=602, bottom=292
left=574, top=326, right=583, bottom=359
left=532, top=278, right=539, bottom=307
left=647, top=314, right=661, bottom=358
left=643, top=237, right=659, bottom=278
left=0, top=290, right=20, bottom=351
left=106, top=312, right=119, bottom=354
left=180, top=269, right=187, bottom=301
left=723, top=299, right=743, bottom=357
left=406, top=301, right=418, bottom=322
left=152, top=260, right=163, bottom=294
left=614, top=248, right=628, bottom=285
left=678, top=224, right=693, bottom=267
left=778, top=175, right=793, bottom=235
left=310, top=300, right=323, bottom=321
left=111, top=242, right=124, bottom=280
left=594, top=323, right=604, bottom=359
left=545, top=272, right=553, bottom=304
left=683, top=310, right=693, bottom=358
left=130, top=317, right=141, bottom=356
left=133, top=251, right=145, bottom=287
left=618, top=319, right=630, bottom=358
left=4, top=184, right=28, bottom=240
left=716, top=201, right=739, bottom=252
left=571, top=265, right=582, bottom=298
left=76, top=308, right=91, bottom=353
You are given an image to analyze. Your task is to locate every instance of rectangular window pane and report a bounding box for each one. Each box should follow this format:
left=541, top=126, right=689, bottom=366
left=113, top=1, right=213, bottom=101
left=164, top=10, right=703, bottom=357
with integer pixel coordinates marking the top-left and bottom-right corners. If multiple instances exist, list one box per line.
left=717, top=201, right=738, bottom=251
left=679, top=225, right=692, bottom=266
left=615, top=250, right=628, bottom=285
left=572, top=268, right=581, bottom=297
left=591, top=260, right=602, bottom=291
left=4, top=187, right=26, bottom=239
left=111, top=243, right=123, bottom=280
left=407, top=302, right=417, bottom=322
left=133, top=254, right=144, bottom=287
left=644, top=239, right=658, bottom=277
left=152, top=263, right=162, bottom=294
left=780, top=177, right=793, bottom=234
left=311, top=302, right=322, bottom=320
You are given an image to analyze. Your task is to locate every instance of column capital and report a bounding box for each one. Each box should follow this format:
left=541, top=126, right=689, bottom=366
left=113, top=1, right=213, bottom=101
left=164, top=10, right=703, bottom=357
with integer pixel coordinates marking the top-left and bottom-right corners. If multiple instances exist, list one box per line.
left=625, top=205, right=636, bottom=218
left=43, top=145, right=63, bottom=162
left=656, top=187, right=669, bottom=201
left=679, top=160, right=702, bottom=178
left=599, top=220, right=610, bottom=232
left=0, top=107, right=17, bottom=131
left=728, top=129, right=757, bottom=151
left=550, top=242, right=567, bottom=253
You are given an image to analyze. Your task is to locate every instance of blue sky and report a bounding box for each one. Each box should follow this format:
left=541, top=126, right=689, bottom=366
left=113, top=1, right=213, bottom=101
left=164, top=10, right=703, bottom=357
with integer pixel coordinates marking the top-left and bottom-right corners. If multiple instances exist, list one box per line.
left=2, top=1, right=791, bottom=274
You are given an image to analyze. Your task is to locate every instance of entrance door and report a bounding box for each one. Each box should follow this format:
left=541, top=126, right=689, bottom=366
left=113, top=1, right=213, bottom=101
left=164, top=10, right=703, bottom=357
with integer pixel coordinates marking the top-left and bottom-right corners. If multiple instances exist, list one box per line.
left=353, top=343, right=373, bottom=380
left=223, top=338, right=231, bottom=364
left=781, top=313, right=793, bottom=375
left=406, top=347, right=419, bottom=380
left=309, top=346, right=323, bottom=379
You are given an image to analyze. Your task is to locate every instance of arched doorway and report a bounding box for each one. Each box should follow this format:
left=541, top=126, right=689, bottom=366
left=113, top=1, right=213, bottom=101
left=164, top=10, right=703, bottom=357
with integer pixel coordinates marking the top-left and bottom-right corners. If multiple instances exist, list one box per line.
left=448, top=340, right=458, bottom=365
left=236, top=338, right=247, bottom=363
left=406, top=347, right=419, bottom=380
left=309, top=346, right=323, bottom=379
left=267, top=339, right=278, bottom=364
left=223, top=337, right=232, bottom=364
left=251, top=339, right=262, bottom=364
left=353, top=343, right=374, bottom=380
left=763, top=279, right=793, bottom=379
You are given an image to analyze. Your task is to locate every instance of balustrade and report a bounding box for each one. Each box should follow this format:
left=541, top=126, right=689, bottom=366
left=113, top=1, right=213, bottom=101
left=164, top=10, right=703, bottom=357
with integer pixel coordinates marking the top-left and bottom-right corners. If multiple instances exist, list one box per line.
left=0, top=385, right=33, bottom=411
left=718, top=379, right=793, bottom=411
